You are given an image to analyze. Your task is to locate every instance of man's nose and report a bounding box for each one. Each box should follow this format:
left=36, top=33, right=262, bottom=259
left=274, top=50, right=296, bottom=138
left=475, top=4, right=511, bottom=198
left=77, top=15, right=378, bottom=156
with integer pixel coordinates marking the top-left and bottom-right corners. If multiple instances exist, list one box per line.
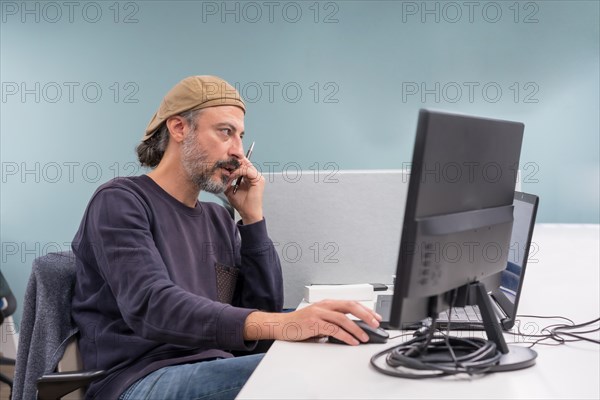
left=229, top=136, right=244, bottom=160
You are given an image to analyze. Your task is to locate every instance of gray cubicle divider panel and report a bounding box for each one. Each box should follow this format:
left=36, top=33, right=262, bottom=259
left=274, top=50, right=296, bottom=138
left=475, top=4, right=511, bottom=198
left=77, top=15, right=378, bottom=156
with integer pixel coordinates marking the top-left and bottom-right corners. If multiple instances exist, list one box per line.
left=261, top=170, right=409, bottom=308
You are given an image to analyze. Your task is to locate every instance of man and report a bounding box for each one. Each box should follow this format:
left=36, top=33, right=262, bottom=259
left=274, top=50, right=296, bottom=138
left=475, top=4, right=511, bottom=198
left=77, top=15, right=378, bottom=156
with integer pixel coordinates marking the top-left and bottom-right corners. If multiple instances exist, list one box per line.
left=72, top=76, right=381, bottom=400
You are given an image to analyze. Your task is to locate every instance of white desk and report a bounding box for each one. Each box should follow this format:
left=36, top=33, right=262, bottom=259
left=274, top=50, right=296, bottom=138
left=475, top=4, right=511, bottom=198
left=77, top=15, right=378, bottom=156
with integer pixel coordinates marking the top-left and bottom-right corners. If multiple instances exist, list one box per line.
left=238, top=224, right=600, bottom=399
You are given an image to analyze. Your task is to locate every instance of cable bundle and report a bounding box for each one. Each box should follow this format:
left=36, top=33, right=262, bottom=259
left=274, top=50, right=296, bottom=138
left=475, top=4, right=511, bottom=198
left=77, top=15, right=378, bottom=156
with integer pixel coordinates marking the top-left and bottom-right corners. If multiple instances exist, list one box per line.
left=371, top=315, right=599, bottom=379
left=371, top=323, right=502, bottom=378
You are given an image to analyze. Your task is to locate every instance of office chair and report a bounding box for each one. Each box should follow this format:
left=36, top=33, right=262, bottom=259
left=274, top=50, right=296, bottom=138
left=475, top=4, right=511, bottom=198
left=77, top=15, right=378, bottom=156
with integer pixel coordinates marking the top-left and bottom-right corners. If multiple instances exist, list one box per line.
left=0, top=271, right=17, bottom=398
left=12, top=252, right=104, bottom=400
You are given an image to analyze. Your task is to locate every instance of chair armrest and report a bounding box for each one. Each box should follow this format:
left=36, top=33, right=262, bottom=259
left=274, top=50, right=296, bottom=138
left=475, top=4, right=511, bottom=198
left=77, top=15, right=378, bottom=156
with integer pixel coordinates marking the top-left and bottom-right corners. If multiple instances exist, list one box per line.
left=37, top=370, right=105, bottom=400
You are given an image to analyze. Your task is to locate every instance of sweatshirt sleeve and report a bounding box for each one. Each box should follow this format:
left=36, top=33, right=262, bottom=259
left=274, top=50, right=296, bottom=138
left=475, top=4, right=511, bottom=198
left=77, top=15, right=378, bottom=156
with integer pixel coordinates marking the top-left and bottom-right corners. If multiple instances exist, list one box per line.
left=74, top=186, right=257, bottom=351
left=233, top=218, right=284, bottom=312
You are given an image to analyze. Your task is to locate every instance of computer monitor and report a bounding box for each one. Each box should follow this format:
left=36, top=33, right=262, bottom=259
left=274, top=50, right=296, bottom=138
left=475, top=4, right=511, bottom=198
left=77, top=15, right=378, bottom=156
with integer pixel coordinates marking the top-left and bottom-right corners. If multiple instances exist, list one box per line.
left=425, top=190, right=540, bottom=330
left=388, top=109, right=536, bottom=371
left=485, top=191, right=539, bottom=330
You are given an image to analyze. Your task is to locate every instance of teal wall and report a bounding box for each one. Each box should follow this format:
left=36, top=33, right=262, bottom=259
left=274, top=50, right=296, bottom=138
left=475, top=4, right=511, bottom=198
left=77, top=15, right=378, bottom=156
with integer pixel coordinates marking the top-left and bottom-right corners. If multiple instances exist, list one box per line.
left=1, top=1, right=599, bottom=326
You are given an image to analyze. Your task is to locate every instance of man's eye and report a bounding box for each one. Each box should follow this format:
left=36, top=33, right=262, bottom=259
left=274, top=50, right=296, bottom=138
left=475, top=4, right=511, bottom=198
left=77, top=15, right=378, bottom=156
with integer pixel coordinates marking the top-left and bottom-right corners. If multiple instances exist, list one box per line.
left=219, top=128, right=232, bottom=137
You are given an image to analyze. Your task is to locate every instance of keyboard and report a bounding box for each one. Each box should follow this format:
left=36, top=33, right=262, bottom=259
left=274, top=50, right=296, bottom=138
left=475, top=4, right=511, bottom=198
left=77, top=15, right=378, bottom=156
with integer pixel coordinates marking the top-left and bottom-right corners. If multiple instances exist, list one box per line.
left=436, top=305, right=484, bottom=328
left=375, top=294, right=486, bottom=330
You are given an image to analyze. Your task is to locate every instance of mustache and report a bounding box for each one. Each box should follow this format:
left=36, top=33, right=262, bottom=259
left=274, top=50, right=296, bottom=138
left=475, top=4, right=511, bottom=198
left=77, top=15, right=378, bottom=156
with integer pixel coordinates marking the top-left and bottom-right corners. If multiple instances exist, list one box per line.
left=213, top=158, right=241, bottom=171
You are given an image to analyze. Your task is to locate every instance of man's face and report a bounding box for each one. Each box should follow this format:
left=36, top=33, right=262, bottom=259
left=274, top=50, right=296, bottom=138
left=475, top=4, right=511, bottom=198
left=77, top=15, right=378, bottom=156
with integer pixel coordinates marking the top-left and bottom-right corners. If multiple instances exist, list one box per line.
left=181, top=105, right=245, bottom=193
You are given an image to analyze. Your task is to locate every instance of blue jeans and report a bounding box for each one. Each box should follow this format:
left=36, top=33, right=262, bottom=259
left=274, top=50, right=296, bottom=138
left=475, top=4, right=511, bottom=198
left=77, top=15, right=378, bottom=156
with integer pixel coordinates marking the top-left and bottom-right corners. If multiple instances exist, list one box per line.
left=118, top=354, right=264, bottom=400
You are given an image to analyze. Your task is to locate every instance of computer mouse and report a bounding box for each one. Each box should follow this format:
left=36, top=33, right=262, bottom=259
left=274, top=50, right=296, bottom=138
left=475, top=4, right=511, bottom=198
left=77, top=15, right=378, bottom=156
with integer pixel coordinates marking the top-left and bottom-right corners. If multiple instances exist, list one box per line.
left=328, top=320, right=389, bottom=345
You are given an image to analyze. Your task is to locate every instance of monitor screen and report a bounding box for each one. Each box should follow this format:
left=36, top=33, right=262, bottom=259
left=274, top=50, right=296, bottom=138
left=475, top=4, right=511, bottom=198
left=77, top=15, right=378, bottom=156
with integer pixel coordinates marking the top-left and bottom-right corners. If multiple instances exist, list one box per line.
left=389, top=109, right=524, bottom=329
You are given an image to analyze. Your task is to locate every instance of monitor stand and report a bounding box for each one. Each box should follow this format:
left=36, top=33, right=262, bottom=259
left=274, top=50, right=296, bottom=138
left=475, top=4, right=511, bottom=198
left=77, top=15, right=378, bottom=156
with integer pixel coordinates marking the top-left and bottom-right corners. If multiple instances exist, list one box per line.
left=469, top=282, right=537, bottom=371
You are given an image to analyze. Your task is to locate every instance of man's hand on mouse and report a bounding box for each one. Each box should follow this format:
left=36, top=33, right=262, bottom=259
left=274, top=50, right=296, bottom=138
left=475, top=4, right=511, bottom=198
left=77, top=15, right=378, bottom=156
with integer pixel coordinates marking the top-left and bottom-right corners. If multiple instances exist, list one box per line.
left=244, top=300, right=382, bottom=346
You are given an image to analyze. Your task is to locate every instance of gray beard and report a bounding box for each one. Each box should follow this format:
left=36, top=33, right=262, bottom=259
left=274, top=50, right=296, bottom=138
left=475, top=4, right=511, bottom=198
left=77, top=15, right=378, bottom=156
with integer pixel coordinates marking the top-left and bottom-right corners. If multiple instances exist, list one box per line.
left=181, top=133, right=240, bottom=194
left=197, top=173, right=228, bottom=194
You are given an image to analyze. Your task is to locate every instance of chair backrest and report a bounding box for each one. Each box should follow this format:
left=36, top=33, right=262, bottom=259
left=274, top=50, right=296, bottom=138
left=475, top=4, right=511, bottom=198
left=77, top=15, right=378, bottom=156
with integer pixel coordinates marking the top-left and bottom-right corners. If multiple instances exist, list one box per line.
left=57, top=338, right=84, bottom=373
left=55, top=336, right=86, bottom=400
left=0, top=270, right=18, bottom=360
left=12, top=252, right=81, bottom=400
left=0, top=270, right=17, bottom=320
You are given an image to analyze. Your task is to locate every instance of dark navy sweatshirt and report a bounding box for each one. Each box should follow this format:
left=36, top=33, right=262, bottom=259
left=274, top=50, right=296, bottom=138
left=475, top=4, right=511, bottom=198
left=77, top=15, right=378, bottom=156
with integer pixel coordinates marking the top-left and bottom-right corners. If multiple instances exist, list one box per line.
left=71, top=175, right=283, bottom=399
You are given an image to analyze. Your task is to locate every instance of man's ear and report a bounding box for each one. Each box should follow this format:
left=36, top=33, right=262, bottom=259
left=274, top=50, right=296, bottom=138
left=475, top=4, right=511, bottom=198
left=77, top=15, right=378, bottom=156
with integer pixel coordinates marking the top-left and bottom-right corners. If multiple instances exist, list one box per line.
left=165, top=116, right=187, bottom=144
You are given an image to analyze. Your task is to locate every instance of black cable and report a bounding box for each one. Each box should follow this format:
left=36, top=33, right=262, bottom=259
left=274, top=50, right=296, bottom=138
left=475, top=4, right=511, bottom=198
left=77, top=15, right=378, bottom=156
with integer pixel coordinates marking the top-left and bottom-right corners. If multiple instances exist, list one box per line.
left=550, top=317, right=600, bottom=345
left=517, top=314, right=575, bottom=324
left=371, top=333, right=501, bottom=378
left=372, top=313, right=599, bottom=379
left=554, top=317, right=600, bottom=330
left=387, top=332, right=414, bottom=341
left=508, top=315, right=600, bottom=347
left=551, top=331, right=600, bottom=344
left=371, top=291, right=502, bottom=379
left=443, top=290, right=460, bottom=367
